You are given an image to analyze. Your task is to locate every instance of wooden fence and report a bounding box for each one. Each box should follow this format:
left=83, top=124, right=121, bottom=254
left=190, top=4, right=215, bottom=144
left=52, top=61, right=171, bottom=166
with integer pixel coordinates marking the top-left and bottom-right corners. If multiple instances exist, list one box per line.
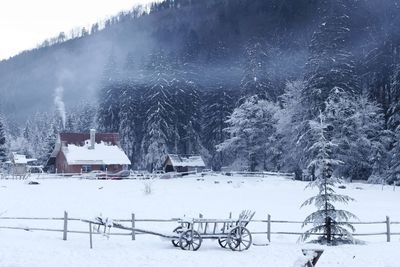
left=1, top=170, right=296, bottom=180
left=0, top=212, right=399, bottom=245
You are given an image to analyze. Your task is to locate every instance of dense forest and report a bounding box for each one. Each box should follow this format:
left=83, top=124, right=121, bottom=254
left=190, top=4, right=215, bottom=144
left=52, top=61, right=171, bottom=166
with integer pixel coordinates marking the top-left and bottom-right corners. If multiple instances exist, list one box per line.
left=0, top=0, right=399, bottom=183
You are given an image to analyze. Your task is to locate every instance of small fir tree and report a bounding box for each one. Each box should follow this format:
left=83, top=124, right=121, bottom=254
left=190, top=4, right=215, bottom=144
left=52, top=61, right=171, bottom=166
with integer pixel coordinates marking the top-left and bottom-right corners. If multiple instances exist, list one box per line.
left=301, top=111, right=357, bottom=245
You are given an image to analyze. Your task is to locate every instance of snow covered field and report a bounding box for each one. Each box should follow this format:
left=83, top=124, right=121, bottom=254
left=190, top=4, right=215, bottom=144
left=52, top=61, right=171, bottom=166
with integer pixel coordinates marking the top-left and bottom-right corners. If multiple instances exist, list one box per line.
left=0, top=174, right=399, bottom=267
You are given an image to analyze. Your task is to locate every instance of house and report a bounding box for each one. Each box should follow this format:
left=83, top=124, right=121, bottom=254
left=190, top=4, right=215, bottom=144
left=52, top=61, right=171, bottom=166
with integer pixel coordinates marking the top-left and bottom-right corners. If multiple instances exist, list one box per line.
left=46, top=129, right=131, bottom=173
left=7, top=152, right=37, bottom=178
left=163, top=154, right=206, bottom=173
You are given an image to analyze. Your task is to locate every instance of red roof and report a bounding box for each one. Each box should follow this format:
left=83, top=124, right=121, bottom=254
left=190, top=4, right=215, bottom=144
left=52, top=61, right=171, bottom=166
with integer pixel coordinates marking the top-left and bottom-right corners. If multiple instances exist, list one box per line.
left=59, top=132, right=120, bottom=146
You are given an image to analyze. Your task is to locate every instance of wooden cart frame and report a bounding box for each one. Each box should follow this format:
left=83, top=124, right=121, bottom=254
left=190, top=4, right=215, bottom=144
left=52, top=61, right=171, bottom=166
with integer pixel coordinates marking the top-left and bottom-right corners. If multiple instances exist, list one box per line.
left=83, top=210, right=255, bottom=252
left=171, top=210, right=256, bottom=251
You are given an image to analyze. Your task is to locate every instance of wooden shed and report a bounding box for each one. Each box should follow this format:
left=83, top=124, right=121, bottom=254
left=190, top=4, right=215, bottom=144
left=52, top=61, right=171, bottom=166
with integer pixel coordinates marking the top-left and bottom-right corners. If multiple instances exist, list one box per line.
left=163, top=154, right=206, bottom=173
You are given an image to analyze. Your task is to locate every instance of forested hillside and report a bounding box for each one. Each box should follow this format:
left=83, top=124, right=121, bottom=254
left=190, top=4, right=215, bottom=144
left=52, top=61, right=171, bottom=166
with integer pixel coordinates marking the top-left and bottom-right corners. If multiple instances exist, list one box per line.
left=0, top=0, right=399, bottom=183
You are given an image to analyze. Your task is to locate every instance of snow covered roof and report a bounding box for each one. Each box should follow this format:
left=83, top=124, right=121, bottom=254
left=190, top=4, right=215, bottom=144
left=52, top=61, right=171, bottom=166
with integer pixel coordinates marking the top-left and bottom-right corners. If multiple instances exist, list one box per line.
left=11, top=153, right=36, bottom=164
left=49, top=132, right=120, bottom=159
left=59, top=132, right=119, bottom=146
left=63, top=140, right=131, bottom=166
left=167, top=154, right=206, bottom=167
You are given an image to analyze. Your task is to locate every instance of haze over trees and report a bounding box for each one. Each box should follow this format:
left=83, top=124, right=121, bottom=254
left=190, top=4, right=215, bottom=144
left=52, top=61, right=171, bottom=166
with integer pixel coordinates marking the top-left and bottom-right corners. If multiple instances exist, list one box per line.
left=0, top=0, right=399, bottom=183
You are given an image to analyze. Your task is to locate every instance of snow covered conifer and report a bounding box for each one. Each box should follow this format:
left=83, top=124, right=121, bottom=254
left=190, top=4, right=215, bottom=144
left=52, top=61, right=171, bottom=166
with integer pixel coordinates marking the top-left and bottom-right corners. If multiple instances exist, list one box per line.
left=140, top=51, right=175, bottom=170
left=387, top=65, right=400, bottom=184
left=0, top=115, right=8, bottom=169
left=97, top=53, right=123, bottom=133
left=301, top=111, right=357, bottom=245
left=302, top=0, right=359, bottom=118
left=217, top=96, right=279, bottom=171
left=119, top=86, right=142, bottom=168
left=40, top=124, right=58, bottom=166
left=201, top=88, right=237, bottom=170
left=240, top=40, right=273, bottom=102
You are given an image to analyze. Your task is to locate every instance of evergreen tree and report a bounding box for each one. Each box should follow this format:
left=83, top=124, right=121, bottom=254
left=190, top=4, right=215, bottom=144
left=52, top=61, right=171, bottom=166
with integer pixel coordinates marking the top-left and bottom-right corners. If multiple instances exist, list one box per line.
left=97, top=53, right=123, bottom=132
left=301, top=111, right=357, bottom=245
left=240, top=40, right=273, bottom=102
left=40, top=124, right=58, bottom=166
left=297, top=0, right=360, bottom=176
left=302, top=0, right=359, bottom=118
left=65, top=102, right=97, bottom=132
left=140, top=51, right=176, bottom=170
left=0, top=115, right=8, bottom=169
left=387, top=64, right=400, bottom=184
left=201, top=88, right=237, bottom=170
left=119, top=85, right=141, bottom=168
left=387, top=126, right=400, bottom=184
left=322, top=89, right=387, bottom=181
left=172, top=70, right=202, bottom=156
left=388, top=64, right=400, bottom=132
left=276, top=81, right=309, bottom=177
left=217, top=96, right=279, bottom=171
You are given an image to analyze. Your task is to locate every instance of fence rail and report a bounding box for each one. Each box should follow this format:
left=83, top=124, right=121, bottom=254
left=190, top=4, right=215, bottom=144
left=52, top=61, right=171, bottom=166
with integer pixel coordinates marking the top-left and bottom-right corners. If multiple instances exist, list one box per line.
left=0, top=212, right=399, bottom=246
left=1, top=170, right=297, bottom=180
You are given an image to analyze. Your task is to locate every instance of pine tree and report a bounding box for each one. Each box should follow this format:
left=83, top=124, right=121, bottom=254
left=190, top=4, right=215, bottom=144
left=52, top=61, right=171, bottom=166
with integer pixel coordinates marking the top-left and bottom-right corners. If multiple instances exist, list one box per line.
left=65, top=102, right=97, bottom=132
left=201, top=88, right=237, bottom=170
left=0, top=115, right=8, bottom=170
left=240, top=40, right=273, bottom=102
left=217, top=96, right=279, bottom=171
left=97, top=53, right=123, bottom=132
left=40, top=124, right=58, bottom=166
left=172, top=70, right=202, bottom=156
left=388, top=127, right=400, bottom=184
left=302, top=1, right=359, bottom=118
left=301, top=111, right=357, bottom=245
left=351, top=95, right=388, bottom=182
left=298, top=0, right=360, bottom=177
left=140, top=51, right=176, bottom=170
left=388, top=64, right=400, bottom=132
left=276, top=81, right=309, bottom=177
left=97, top=82, right=123, bottom=133
left=387, top=64, right=400, bottom=184
left=119, top=85, right=141, bottom=168
left=310, top=87, right=388, bottom=182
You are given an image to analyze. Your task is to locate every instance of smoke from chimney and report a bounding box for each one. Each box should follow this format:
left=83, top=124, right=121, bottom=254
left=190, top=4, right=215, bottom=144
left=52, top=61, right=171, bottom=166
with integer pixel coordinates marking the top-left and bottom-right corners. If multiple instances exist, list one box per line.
left=54, top=86, right=66, bottom=129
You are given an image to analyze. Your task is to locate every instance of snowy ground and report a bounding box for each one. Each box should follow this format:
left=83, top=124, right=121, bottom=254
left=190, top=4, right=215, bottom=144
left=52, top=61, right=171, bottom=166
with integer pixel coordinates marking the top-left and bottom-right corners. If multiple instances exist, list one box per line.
left=0, top=174, right=399, bottom=267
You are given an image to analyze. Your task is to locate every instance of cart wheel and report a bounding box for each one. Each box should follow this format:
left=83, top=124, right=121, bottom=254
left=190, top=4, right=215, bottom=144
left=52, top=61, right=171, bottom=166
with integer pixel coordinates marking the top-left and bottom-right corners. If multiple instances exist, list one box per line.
left=171, top=226, right=183, bottom=247
left=218, top=237, right=228, bottom=248
left=228, top=226, right=252, bottom=251
left=179, top=229, right=202, bottom=251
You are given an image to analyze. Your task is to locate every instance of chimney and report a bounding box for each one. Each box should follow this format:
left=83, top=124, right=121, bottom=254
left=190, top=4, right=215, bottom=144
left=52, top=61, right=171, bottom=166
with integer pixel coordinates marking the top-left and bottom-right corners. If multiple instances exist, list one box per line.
left=89, top=129, right=96, bottom=149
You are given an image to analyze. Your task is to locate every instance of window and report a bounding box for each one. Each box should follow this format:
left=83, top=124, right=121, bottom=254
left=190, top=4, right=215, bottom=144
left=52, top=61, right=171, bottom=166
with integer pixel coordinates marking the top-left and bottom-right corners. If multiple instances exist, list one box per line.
left=82, top=165, right=92, bottom=173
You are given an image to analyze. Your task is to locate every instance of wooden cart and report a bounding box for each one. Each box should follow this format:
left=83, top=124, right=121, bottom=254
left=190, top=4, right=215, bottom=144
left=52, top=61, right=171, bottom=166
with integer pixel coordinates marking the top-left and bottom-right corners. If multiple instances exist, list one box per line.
left=171, top=210, right=255, bottom=251
left=83, top=210, right=255, bottom=252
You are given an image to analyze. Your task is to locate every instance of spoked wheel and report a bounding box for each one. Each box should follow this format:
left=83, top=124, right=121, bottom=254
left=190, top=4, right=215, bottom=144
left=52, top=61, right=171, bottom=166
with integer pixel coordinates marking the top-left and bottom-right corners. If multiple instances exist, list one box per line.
left=171, top=226, right=184, bottom=247
left=227, top=226, right=252, bottom=251
left=179, top=229, right=202, bottom=251
left=218, top=237, right=228, bottom=248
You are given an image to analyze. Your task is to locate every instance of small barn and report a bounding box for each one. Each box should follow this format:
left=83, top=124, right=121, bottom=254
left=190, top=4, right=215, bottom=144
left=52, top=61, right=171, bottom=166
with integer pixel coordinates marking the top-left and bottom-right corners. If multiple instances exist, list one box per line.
left=8, top=152, right=37, bottom=178
left=163, top=154, right=206, bottom=173
left=46, top=129, right=131, bottom=174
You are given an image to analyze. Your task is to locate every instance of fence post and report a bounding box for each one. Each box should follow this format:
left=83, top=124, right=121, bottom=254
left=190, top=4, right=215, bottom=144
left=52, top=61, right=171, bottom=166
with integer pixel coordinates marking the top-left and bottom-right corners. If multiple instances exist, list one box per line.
left=132, top=213, right=136, bottom=241
left=63, top=211, right=68, bottom=241
left=89, top=222, right=93, bottom=249
left=386, top=216, right=391, bottom=242
left=199, top=213, right=204, bottom=232
left=267, top=214, right=271, bottom=243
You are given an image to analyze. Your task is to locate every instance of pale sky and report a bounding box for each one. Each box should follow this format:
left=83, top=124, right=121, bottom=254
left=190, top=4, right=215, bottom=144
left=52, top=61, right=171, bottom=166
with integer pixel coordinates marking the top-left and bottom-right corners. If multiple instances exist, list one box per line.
left=0, top=0, right=156, bottom=60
